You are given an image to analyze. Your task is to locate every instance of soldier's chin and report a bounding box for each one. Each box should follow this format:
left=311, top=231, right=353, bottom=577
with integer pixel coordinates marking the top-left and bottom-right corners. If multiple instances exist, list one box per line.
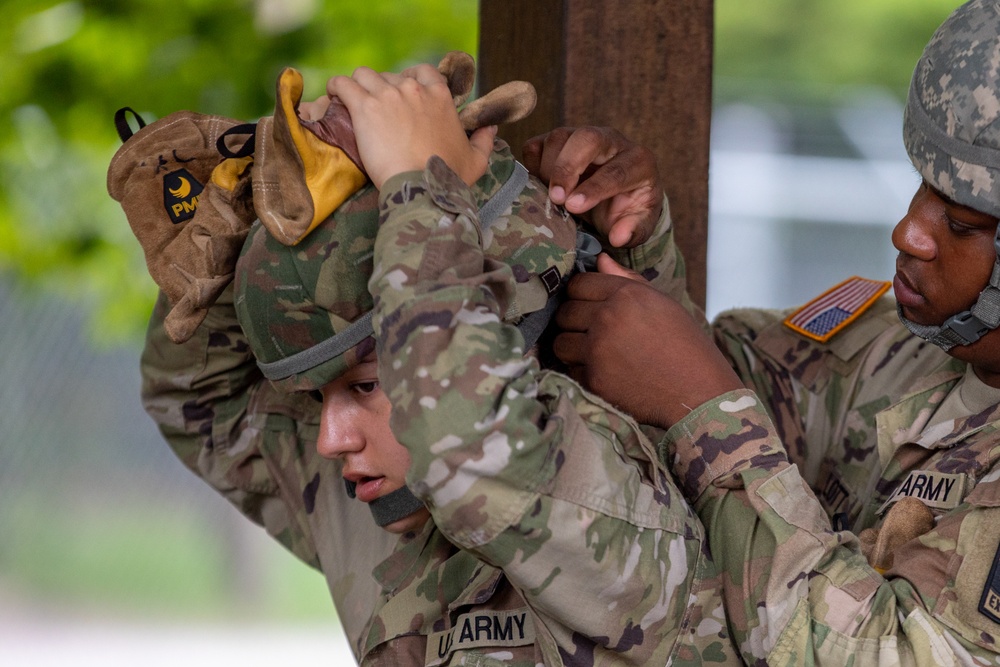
left=899, top=305, right=924, bottom=324
left=898, top=303, right=943, bottom=327
left=381, top=507, right=432, bottom=535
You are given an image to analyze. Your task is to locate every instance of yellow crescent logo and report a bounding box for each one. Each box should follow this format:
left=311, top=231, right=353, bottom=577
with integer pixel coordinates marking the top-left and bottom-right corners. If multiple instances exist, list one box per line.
left=168, top=176, right=192, bottom=199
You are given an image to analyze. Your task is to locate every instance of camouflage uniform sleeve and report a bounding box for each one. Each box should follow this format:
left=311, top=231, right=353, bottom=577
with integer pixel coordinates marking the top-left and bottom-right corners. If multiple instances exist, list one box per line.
left=664, top=388, right=993, bottom=666
left=369, top=156, right=567, bottom=545
left=140, top=286, right=322, bottom=568
left=711, top=307, right=815, bottom=471
left=369, top=158, right=731, bottom=665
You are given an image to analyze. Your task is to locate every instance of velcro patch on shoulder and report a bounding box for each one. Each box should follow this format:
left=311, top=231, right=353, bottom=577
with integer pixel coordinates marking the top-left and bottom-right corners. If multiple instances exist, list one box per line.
left=981, top=543, right=1000, bottom=624
left=784, top=276, right=891, bottom=343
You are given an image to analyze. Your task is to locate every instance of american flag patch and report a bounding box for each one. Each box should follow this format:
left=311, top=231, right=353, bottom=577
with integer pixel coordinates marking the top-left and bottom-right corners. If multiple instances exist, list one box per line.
left=783, top=276, right=891, bottom=342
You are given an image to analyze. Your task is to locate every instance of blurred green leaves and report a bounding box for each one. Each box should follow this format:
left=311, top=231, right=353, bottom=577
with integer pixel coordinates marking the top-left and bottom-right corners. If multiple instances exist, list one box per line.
left=0, top=0, right=477, bottom=343
left=715, top=0, right=963, bottom=103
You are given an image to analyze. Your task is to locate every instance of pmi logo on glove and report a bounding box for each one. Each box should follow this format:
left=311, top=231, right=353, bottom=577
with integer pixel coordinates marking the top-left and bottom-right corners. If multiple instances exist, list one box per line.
left=163, top=168, right=204, bottom=224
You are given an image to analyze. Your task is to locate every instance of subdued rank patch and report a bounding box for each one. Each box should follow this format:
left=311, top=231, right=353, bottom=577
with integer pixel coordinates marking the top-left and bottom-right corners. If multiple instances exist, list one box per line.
left=538, top=266, right=562, bottom=296
left=783, top=276, right=891, bottom=342
left=877, top=470, right=969, bottom=516
left=425, top=607, right=535, bottom=666
left=981, top=542, right=1000, bottom=624
left=163, top=168, right=204, bottom=224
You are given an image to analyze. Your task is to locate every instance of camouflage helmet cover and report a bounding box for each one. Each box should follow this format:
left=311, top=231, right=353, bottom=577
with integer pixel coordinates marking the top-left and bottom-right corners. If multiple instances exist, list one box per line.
left=904, top=0, right=1000, bottom=218
left=234, top=141, right=580, bottom=392
left=900, top=0, right=1000, bottom=349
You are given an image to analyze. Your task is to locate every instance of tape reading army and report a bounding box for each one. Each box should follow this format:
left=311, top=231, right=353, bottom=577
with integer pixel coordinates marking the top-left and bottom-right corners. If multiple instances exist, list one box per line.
left=425, top=608, right=534, bottom=666
left=878, top=470, right=968, bottom=516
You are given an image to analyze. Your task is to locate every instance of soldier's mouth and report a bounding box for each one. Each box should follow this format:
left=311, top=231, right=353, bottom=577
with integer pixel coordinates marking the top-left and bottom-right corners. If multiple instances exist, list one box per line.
left=353, top=476, right=387, bottom=503
left=893, top=270, right=926, bottom=311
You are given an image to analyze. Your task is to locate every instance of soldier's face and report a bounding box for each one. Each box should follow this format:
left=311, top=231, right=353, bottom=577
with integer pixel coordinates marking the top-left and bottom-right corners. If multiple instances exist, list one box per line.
left=315, top=355, right=431, bottom=534
left=892, top=180, right=1000, bottom=378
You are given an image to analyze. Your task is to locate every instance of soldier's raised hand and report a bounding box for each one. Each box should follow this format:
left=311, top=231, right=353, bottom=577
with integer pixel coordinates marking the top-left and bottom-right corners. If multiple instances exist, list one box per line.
left=522, top=126, right=663, bottom=249
left=327, top=65, right=496, bottom=190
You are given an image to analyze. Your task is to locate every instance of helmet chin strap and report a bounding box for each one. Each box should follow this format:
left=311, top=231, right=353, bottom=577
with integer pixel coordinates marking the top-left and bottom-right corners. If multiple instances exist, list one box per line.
left=344, top=479, right=426, bottom=527
left=897, top=226, right=1000, bottom=351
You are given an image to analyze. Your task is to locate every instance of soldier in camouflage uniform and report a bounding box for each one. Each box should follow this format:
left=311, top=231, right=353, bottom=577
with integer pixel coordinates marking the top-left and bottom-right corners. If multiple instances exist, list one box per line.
left=542, top=1, right=1000, bottom=664
left=141, top=65, right=739, bottom=665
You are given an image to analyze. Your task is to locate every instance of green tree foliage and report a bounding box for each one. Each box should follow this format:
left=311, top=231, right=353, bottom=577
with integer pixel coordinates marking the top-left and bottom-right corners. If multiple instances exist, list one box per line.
left=0, top=0, right=477, bottom=343
left=715, top=0, right=963, bottom=103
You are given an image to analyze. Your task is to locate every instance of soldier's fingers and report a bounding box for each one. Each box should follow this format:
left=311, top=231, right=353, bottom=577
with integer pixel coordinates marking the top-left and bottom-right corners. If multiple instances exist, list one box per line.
left=350, top=66, right=390, bottom=92
left=298, top=94, right=331, bottom=121
left=326, top=74, right=370, bottom=109
left=554, top=298, right=598, bottom=333
left=398, top=63, right=448, bottom=86
left=594, top=253, right=644, bottom=281
left=545, top=128, right=611, bottom=205
left=378, top=71, right=406, bottom=86
left=469, top=125, right=498, bottom=164
left=556, top=361, right=588, bottom=388
left=603, top=216, right=644, bottom=249
left=562, top=142, right=658, bottom=216
left=551, top=331, right=589, bottom=367
left=522, top=128, right=574, bottom=194
left=546, top=127, right=630, bottom=211
left=563, top=271, right=635, bottom=303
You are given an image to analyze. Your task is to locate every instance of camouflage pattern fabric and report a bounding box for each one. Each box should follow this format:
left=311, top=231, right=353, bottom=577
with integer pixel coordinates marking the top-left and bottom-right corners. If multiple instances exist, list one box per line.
left=345, top=156, right=736, bottom=665
left=656, top=289, right=1000, bottom=664
left=141, top=154, right=733, bottom=664
left=904, top=0, right=1000, bottom=219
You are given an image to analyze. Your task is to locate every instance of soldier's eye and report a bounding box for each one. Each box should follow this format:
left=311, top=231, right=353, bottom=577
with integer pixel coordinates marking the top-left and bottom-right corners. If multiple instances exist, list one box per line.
left=353, top=381, right=379, bottom=396
left=309, top=390, right=323, bottom=403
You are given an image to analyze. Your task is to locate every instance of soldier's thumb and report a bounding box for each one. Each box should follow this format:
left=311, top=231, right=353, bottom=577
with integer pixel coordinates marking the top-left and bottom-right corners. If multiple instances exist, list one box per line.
left=470, top=125, right=498, bottom=159
left=595, top=253, right=644, bottom=282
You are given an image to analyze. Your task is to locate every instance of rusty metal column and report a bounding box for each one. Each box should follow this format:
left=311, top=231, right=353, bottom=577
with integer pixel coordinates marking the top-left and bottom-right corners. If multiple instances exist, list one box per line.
left=478, top=0, right=713, bottom=309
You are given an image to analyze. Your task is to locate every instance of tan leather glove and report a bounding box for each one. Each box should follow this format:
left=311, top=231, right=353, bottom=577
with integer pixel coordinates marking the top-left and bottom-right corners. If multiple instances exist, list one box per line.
left=107, top=110, right=257, bottom=343
left=858, top=496, right=935, bottom=574
left=253, top=51, right=538, bottom=247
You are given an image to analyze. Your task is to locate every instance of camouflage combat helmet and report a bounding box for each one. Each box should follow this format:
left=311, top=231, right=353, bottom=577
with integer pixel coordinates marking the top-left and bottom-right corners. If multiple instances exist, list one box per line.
left=901, top=0, right=1000, bottom=349
left=235, top=141, right=596, bottom=393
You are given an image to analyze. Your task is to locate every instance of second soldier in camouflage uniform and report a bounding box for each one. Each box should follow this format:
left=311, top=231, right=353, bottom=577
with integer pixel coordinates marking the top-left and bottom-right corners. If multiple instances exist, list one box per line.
left=142, top=64, right=739, bottom=665
left=548, top=1, right=1000, bottom=665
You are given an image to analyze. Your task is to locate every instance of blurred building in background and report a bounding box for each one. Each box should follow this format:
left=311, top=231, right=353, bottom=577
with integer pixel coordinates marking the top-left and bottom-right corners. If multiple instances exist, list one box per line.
left=0, top=279, right=355, bottom=665
left=707, top=87, right=913, bottom=318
